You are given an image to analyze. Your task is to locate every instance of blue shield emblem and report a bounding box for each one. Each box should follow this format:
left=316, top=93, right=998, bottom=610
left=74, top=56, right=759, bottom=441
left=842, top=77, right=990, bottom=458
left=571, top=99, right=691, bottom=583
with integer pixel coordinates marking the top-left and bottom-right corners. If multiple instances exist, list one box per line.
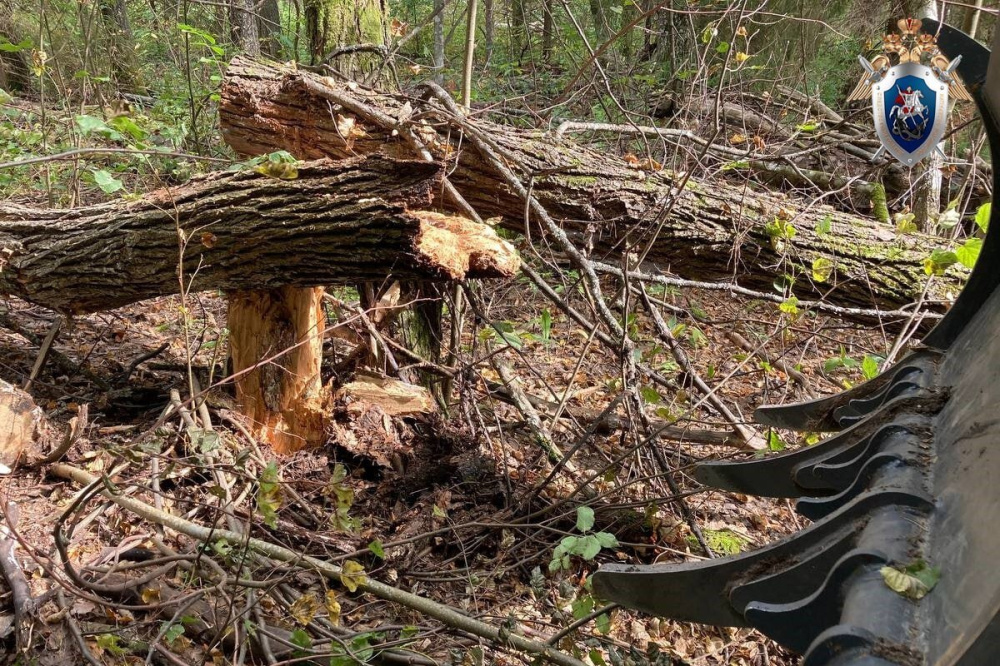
left=872, top=62, right=948, bottom=166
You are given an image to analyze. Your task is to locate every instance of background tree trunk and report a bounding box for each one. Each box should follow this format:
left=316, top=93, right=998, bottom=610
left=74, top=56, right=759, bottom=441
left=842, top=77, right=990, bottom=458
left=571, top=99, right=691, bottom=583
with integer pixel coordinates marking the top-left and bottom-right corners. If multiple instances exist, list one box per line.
left=99, top=0, right=142, bottom=91
left=229, top=0, right=261, bottom=56
left=433, top=0, right=445, bottom=83
left=258, top=0, right=282, bottom=57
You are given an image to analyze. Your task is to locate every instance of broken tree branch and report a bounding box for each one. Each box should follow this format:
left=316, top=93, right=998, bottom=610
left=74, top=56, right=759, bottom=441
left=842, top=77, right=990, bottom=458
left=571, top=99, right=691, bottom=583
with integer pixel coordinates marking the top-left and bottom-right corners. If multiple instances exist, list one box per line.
left=49, top=463, right=588, bottom=666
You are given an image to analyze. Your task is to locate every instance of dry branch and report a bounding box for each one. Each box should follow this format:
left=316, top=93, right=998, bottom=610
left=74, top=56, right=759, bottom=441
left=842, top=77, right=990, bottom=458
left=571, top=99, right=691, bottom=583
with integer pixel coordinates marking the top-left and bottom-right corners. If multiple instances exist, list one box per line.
left=0, top=156, right=518, bottom=314
left=50, top=462, right=589, bottom=666
left=220, top=57, right=963, bottom=311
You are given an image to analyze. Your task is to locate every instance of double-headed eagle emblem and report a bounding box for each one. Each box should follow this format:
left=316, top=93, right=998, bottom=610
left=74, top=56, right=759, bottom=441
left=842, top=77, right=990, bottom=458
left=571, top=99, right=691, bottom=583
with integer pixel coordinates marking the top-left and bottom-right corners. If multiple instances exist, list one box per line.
left=847, top=18, right=970, bottom=166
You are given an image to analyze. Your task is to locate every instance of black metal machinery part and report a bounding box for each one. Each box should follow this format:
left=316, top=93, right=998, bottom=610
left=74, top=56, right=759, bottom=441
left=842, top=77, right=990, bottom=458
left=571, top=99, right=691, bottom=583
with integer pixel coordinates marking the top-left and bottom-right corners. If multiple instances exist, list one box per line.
left=593, top=19, right=1000, bottom=665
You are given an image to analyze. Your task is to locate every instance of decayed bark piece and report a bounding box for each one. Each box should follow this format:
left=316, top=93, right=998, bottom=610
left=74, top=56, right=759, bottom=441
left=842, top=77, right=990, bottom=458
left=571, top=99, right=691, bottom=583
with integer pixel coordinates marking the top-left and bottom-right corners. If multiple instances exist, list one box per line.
left=220, top=57, right=963, bottom=310
left=335, top=373, right=436, bottom=417
left=0, top=381, right=44, bottom=468
left=0, top=156, right=519, bottom=314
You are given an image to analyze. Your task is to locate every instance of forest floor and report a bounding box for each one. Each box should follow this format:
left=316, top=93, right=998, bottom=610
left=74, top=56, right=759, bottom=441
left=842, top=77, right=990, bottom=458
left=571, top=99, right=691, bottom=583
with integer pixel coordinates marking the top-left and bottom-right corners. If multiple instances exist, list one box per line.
left=0, top=246, right=904, bottom=665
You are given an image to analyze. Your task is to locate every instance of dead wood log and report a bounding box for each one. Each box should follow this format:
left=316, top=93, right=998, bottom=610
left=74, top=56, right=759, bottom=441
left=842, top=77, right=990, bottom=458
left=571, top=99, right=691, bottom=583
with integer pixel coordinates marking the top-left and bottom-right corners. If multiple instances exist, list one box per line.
left=219, top=57, right=964, bottom=311
left=0, top=156, right=517, bottom=453
left=0, top=156, right=517, bottom=315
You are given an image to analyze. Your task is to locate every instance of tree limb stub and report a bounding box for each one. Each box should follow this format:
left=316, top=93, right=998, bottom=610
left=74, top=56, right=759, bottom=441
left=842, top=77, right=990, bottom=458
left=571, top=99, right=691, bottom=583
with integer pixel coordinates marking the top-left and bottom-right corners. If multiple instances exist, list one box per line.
left=0, top=156, right=519, bottom=315
left=220, top=56, right=963, bottom=311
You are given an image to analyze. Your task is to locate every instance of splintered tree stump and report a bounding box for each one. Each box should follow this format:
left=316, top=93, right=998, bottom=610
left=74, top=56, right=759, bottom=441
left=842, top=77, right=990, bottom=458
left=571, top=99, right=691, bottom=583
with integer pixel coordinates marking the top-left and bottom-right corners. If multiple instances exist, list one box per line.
left=228, top=287, right=328, bottom=453
left=219, top=56, right=965, bottom=311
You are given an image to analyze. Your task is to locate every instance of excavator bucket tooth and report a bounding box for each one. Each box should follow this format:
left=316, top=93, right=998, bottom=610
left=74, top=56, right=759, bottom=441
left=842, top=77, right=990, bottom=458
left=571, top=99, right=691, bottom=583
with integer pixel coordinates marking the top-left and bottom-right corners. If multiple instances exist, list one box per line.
left=754, top=350, right=939, bottom=432
left=694, top=401, right=940, bottom=498
left=593, top=18, right=1000, bottom=665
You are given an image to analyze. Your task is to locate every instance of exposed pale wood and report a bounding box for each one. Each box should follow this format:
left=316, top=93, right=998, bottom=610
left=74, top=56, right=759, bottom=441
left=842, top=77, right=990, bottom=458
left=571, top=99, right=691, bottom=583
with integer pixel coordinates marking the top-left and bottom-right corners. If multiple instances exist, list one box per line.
left=0, top=156, right=518, bottom=314
left=220, top=57, right=964, bottom=311
left=229, top=286, right=328, bottom=454
left=335, top=373, right=436, bottom=417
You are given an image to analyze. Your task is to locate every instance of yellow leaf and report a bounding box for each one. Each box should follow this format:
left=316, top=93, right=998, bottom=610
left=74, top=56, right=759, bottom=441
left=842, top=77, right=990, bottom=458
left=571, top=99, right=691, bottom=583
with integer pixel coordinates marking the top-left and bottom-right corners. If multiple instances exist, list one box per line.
left=254, top=162, right=298, bottom=180
left=735, top=51, right=751, bottom=64
left=325, top=590, right=342, bottom=626
left=340, top=560, right=366, bottom=593
left=140, top=586, right=161, bottom=604
left=735, top=25, right=748, bottom=37
left=729, top=133, right=746, bottom=145
left=290, top=591, right=321, bottom=626
left=811, top=257, right=835, bottom=283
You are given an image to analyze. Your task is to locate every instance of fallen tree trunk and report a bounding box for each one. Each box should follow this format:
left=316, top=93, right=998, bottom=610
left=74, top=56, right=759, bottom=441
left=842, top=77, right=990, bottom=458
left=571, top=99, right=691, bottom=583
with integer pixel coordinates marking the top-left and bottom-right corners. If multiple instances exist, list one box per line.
left=0, top=155, right=518, bottom=453
left=220, top=57, right=964, bottom=311
left=0, top=156, right=518, bottom=314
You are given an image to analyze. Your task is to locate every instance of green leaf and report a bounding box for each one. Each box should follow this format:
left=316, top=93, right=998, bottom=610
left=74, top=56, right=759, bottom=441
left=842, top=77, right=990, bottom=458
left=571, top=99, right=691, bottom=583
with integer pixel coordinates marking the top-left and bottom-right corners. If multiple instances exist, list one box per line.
left=575, top=506, right=595, bottom=533
left=188, top=428, right=220, bottom=453
left=539, top=308, right=552, bottom=344
left=367, top=540, right=385, bottom=559
left=595, top=610, right=612, bottom=635
left=92, top=169, right=123, bottom=194
left=811, top=257, right=834, bottom=283
left=779, top=296, right=799, bottom=315
left=96, top=634, right=128, bottom=656
left=590, top=648, right=608, bottom=665
left=881, top=560, right=940, bottom=600
left=639, top=385, right=662, bottom=404
left=571, top=594, right=595, bottom=619
left=894, top=211, right=917, bottom=234
left=815, top=214, right=832, bottom=236
left=289, top=628, right=312, bottom=650
left=773, top=274, right=795, bottom=293
left=715, top=41, right=730, bottom=54
left=721, top=159, right=749, bottom=171
left=923, top=249, right=959, bottom=276
left=862, top=355, right=881, bottom=381
left=0, top=37, right=32, bottom=52
left=796, top=122, right=820, bottom=132
left=767, top=430, right=786, bottom=451
left=108, top=114, right=148, bottom=141
left=579, top=534, right=602, bottom=560
left=975, top=202, right=991, bottom=233
left=956, top=237, right=983, bottom=269
left=162, top=622, right=185, bottom=645
left=75, top=114, right=110, bottom=136
left=594, top=531, right=619, bottom=548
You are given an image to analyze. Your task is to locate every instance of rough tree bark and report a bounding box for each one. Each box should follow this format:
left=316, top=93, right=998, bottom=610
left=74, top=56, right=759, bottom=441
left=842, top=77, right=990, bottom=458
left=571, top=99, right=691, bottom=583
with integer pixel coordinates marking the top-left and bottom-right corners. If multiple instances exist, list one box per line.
left=219, top=57, right=963, bottom=310
left=0, top=156, right=518, bottom=313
